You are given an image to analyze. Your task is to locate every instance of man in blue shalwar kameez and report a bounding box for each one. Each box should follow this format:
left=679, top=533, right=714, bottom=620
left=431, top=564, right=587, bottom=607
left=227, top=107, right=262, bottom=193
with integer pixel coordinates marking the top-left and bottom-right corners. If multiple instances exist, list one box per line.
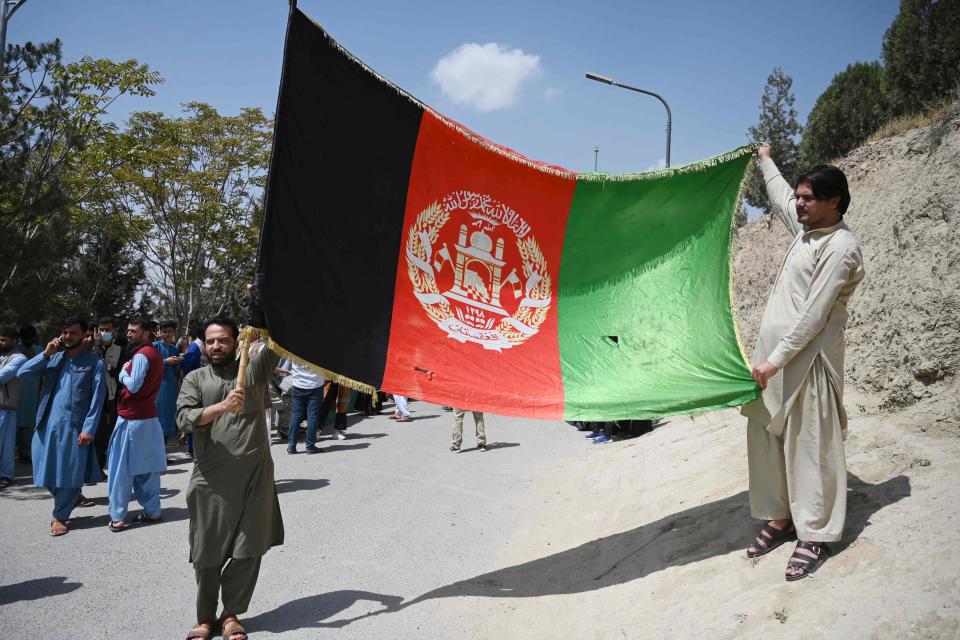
left=0, top=326, right=29, bottom=488
left=154, top=320, right=182, bottom=441
left=107, top=318, right=168, bottom=532
left=17, top=317, right=106, bottom=537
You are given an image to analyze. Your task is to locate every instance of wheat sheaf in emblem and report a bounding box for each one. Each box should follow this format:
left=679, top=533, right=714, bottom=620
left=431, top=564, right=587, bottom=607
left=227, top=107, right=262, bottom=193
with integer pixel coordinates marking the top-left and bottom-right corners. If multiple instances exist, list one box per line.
left=404, top=191, right=552, bottom=352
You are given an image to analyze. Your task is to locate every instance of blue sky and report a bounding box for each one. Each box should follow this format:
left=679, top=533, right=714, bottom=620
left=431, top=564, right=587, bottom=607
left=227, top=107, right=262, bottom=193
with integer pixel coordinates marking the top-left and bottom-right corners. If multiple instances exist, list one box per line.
left=14, top=0, right=900, bottom=173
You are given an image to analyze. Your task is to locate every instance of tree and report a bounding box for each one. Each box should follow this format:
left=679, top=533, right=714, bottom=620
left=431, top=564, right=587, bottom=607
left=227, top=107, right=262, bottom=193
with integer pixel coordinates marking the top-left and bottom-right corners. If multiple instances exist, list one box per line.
left=744, top=67, right=803, bottom=218
left=109, top=103, right=272, bottom=328
left=882, top=0, right=960, bottom=116
left=799, top=62, right=890, bottom=165
left=0, top=41, right=160, bottom=325
left=64, top=216, right=146, bottom=321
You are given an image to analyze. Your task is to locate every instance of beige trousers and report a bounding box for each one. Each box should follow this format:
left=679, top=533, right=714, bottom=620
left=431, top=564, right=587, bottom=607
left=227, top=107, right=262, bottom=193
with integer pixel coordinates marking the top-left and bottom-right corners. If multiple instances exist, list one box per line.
left=452, top=409, right=485, bottom=447
left=747, top=363, right=847, bottom=542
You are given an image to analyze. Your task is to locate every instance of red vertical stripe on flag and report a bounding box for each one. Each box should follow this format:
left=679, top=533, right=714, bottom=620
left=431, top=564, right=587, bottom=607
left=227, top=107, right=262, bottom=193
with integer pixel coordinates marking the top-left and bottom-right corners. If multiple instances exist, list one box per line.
left=381, top=112, right=576, bottom=419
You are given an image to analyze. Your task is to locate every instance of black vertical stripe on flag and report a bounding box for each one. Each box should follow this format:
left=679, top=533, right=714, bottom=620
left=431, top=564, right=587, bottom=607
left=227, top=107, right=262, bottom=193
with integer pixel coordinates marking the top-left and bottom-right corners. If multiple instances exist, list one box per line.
left=252, top=9, right=424, bottom=387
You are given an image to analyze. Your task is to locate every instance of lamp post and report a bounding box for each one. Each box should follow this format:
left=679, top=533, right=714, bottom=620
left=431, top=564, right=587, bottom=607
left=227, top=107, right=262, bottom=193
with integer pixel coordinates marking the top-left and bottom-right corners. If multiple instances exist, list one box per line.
left=1, top=1, right=30, bottom=69
left=585, top=72, right=672, bottom=168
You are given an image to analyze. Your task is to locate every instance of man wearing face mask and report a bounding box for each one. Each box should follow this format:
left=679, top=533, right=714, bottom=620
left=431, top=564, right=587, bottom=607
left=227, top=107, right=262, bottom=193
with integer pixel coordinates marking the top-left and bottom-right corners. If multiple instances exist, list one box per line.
left=17, top=317, right=107, bottom=536
left=94, top=317, right=124, bottom=470
left=0, top=326, right=29, bottom=489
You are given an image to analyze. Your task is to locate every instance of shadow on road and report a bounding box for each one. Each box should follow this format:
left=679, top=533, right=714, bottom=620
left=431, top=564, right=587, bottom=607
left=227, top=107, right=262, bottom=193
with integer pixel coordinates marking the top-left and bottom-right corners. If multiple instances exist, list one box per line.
left=320, top=443, right=370, bottom=453
left=244, top=590, right=404, bottom=633
left=0, top=576, right=82, bottom=606
left=68, top=506, right=191, bottom=530
left=275, top=478, right=330, bottom=495
left=317, top=473, right=910, bottom=627
left=462, top=442, right=519, bottom=453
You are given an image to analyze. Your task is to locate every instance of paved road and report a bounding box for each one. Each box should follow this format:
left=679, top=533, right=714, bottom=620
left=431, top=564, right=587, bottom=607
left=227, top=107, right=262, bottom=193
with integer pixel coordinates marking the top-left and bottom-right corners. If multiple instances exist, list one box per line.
left=0, top=400, right=582, bottom=639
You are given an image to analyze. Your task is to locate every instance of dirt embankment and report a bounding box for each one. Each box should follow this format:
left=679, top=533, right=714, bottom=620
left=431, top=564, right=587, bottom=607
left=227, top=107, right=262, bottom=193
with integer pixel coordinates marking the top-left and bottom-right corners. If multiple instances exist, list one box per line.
left=733, top=105, right=960, bottom=414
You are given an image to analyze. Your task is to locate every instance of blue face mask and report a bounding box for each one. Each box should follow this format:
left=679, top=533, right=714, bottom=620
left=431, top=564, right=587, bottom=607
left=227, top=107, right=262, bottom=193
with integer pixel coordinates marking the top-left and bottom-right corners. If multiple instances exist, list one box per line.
left=101, top=331, right=113, bottom=343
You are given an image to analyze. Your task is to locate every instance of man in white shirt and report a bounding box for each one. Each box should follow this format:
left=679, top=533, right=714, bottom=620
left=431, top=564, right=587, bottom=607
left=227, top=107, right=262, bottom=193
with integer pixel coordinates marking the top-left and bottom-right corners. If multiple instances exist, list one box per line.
left=286, top=362, right=325, bottom=454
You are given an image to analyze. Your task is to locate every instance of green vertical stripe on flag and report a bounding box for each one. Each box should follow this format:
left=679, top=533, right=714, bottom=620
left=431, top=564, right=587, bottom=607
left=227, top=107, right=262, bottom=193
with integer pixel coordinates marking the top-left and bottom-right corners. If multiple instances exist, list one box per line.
left=558, top=150, right=759, bottom=420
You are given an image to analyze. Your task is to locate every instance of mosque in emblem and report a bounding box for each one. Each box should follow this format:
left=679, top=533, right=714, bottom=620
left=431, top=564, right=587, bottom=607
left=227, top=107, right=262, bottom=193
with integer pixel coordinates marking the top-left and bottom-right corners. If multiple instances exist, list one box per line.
left=442, top=224, right=512, bottom=328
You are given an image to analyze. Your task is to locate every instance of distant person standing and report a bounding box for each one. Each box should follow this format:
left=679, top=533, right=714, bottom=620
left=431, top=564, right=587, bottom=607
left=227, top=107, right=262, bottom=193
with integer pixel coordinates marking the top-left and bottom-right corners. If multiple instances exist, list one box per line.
left=450, top=408, right=485, bottom=452
left=391, top=394, right=412, bottom=423
left=154, top=320, right=183, bottom=441
left=17, top=317, right=106, bottom=536
left=106, top=318, right=167, bottom=532
left=742, top=144, right=865, bottom=581
left=180, top=320, right=206, bottom=457
left=93, top=316, right=124, bottom=470
left=14, top=325, right=42, bottom=463
left=285, top=362, right=325, bottom=454
left=0, top=326, right=28, bottom=488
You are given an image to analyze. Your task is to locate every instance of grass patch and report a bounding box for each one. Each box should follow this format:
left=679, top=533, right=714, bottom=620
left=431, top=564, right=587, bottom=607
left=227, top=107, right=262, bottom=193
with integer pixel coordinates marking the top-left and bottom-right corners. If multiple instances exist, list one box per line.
left=867, top=99, right=958, bottom=145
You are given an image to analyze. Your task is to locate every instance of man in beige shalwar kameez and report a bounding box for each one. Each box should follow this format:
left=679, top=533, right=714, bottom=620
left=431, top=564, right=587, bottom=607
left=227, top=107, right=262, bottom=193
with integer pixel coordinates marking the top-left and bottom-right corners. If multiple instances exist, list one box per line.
left=741, top=145, right=865, bottom=581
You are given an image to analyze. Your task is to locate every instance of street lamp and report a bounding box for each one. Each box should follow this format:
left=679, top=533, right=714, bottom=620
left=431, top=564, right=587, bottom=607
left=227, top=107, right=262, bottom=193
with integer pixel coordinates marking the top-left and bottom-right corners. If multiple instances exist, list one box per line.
left=585, top=72, right=672, bottom=168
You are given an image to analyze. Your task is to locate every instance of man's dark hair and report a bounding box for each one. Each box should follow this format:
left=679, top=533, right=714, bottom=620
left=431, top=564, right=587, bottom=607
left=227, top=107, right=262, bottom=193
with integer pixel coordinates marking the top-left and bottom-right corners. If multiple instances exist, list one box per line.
left=0, top=326, right=18, bottom=340
left=19, top=325, right=37, bottom=343
left=202, top=316, right=240, bottom=340
left=98, top=316, right=115, bottom=327
left=159, top=320, right=178, bottom=330
left=794, top=165, right=851, bottom=215
left=188, top=318, right=202, bottom=340
left=128, top=317, right=155, bottom=332
left=62, top=316, right=88, bottom=332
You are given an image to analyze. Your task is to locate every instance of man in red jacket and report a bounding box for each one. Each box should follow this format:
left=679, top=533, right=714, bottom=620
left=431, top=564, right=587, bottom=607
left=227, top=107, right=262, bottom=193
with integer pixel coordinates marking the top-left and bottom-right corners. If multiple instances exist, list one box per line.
left=106, top=318, right=168, bottom=532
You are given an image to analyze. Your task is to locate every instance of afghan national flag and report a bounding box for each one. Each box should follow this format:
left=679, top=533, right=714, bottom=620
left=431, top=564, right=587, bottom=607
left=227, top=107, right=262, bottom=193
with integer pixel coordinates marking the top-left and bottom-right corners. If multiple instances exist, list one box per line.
left=249, top=8, right=760, bottom=421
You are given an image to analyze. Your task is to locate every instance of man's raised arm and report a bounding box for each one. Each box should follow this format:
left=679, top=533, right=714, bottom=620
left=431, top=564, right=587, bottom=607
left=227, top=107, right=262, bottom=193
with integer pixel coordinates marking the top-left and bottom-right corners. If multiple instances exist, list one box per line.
left=757, top=144, right=803, bottom=237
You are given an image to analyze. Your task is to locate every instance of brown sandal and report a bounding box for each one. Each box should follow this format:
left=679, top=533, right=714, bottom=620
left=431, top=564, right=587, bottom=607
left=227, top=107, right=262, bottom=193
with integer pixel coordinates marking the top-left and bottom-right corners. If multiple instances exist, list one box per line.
left=185, top=621, right=214, bottom=639
left=50, top=518, right=68, bottom=537
left=219, top=615, right=248, bottom=640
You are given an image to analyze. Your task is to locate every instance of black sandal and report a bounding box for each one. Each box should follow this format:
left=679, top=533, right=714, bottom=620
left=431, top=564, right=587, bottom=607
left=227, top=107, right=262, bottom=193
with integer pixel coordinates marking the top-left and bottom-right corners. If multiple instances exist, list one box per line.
left=131, top=513, right=163, bottom=524
left=785, top=541, right=830, bottom=581
left=746, top=521, right=796, bottom=558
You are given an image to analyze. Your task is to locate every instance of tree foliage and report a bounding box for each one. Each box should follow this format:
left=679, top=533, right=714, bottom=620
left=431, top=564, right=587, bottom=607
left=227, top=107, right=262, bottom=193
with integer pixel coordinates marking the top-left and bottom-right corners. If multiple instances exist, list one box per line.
left=743, top=67, right=803, bottom=219
left=108, top=103, right=272, bottom=328
left=0, top=40, right=160, bottom=326
left=882, top=0, right=960, bottom=116
left=799, top=62, right=890, bottom=165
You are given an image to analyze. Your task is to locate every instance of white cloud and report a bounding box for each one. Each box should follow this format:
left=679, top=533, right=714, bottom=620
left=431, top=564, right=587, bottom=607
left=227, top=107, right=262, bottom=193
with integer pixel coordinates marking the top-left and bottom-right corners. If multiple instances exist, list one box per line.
left=544, top=87, right=561, bottom=100
left=431, top=43, right=540, bottom=112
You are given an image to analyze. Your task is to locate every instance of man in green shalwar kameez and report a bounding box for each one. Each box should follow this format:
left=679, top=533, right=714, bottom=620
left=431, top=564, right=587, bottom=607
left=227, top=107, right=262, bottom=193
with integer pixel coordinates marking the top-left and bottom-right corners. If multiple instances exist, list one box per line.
left=176, top=317, right=283, bottom=640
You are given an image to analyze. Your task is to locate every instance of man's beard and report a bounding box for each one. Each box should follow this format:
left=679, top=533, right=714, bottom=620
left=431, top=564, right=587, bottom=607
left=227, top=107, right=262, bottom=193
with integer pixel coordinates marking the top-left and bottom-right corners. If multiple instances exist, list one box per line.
left=208, top=348, right=236, bottom=364
left=0, top=345, right=12, bottom=356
